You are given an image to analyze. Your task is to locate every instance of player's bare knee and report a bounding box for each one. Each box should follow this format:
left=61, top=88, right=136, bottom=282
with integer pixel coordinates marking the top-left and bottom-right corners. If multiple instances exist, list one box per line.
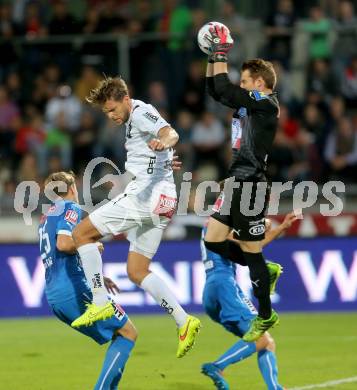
left=255, top=332, right=271, bottom=351
left=127, top=265, right=148, bottom=285
left=125, top=325, right=138, bottom=342
left=256, top=332, right=275, bottom=352
left=116, top=320, right=138, bottom=342
left=127, top=253, right=151, bottom=285
left=127, top=269, right=140, bottom=285
left=266, top=334, right=276, bottom=352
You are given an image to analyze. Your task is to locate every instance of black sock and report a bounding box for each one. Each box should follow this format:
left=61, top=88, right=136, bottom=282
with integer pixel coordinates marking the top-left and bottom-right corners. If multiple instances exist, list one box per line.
left=204, top=240, right=247, bottom=266
left=242, top=252, right=271, bottom=319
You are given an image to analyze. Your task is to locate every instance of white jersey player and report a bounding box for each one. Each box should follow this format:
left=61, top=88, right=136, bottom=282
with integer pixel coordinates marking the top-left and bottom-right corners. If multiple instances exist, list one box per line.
left=125, top=99, right=174, bottom=180
left=70, top=77, right=201, bottom=358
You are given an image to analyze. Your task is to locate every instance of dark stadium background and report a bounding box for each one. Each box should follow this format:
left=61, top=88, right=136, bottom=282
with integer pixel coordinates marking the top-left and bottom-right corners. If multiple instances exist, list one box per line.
left=0, top=2, right=356, bottom=388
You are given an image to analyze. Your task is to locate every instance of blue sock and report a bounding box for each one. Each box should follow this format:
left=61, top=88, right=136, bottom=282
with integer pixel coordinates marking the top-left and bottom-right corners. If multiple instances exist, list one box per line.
left=94, top=336, right=135, bottom=390
left=257, top=350, right=283, bottom=390
left=214, top=339, right=256, bottom=370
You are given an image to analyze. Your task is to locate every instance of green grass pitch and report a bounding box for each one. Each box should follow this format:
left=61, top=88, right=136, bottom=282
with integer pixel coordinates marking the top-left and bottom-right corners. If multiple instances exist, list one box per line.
left=1, top=313, right=356, bottom=389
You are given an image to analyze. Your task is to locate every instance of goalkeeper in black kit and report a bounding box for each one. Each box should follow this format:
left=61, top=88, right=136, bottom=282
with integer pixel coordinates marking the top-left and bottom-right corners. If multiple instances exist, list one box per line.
left=203, top=24, right=281, bottom=341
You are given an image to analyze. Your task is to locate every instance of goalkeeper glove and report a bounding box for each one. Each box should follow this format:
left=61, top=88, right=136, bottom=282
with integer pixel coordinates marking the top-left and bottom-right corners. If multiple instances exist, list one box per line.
left=209, top=24, right=233, bottom=63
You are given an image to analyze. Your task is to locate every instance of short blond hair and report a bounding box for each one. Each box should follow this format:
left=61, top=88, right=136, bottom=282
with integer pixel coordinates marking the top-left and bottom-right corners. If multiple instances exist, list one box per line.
left=86, top=76, right=129, bottom=106
left=44, top=171, right=76, bottom=196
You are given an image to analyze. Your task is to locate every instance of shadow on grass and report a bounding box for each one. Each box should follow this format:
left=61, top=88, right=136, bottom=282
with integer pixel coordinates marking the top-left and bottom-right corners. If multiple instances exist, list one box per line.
left=22, top=352, right=42, bottom=358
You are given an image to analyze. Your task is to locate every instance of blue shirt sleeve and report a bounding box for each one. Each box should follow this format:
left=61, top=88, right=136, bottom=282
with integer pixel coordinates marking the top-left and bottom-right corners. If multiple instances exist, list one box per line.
left=56, top=203, right=82, bottom=236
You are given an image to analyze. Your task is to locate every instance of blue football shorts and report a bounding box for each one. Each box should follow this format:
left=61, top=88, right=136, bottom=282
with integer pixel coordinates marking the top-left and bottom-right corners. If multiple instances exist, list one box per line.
left=203, top=272, right=257, bottom=337
left=50, top=292, right=128, bottom=345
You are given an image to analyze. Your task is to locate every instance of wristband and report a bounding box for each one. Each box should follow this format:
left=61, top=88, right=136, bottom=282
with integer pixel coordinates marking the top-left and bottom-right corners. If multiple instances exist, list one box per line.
left=212, top=52, right=228, bottom=63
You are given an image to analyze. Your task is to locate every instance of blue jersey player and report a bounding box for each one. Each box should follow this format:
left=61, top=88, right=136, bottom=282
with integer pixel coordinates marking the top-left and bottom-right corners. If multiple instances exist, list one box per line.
left=201, top=212, right=298, bottom=390
left=39, top=171, right=137, bottom=390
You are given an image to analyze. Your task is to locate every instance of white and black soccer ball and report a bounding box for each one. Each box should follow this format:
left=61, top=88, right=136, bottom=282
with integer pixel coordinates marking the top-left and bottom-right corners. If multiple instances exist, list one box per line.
left=197, top=21, right=233, bottom=55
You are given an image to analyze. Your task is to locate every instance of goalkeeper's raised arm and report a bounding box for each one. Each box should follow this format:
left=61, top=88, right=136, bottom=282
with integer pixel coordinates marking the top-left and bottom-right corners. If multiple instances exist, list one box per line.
left=206, top=24, right=277, bottom=112
left=205, top=24, right=232, bottom=102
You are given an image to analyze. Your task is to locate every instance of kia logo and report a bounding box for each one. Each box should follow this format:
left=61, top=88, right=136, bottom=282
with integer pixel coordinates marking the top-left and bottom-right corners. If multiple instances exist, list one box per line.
left=249, top=225, right=265, bottom=235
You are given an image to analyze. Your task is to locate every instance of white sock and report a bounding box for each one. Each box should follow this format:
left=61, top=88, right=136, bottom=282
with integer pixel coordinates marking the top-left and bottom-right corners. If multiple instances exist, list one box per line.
left=140, top=272, right=188, bottom=327
left=77, top=243, right=108, bottom=306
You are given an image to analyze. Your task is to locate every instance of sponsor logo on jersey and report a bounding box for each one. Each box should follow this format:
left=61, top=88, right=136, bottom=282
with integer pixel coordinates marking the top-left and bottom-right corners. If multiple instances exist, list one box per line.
left=143, top=112, right=159, bottom=123
left=249, top=218, right=265, bottom=226
left=147, top=156, right=156, bottom=174
left=154, top=194, right=177, bottom=218
left=64, top=209, right=78, bottom=224
left=249, top=224, right=265, bottom=236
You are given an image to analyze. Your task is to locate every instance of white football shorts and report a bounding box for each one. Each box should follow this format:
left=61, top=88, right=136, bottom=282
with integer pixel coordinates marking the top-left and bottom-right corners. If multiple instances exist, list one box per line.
left=89, top=178, right=177, bottom=259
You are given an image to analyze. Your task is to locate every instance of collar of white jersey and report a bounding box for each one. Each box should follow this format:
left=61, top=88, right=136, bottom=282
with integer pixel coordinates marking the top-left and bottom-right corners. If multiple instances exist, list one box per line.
left=127, top=99, right=140, bottom=124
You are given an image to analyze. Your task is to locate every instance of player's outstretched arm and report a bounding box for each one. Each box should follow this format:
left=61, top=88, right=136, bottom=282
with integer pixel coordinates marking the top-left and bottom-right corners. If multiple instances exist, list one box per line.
left=208, top=25, right=277, bottom=112
left=262, top=211, right=300, bottom=247
left=206, top=27, right=241, bottom=106
left=148, top=126, right=179, bottom=151
left=213, top=70, right=277, bottom=112
left=208, top=25, right=262, bottom=110
left=206, top=56, right=214, bottom=77
left=210, top=25, right=230, bottom=80
left=206, top=60, right=221, bottom=101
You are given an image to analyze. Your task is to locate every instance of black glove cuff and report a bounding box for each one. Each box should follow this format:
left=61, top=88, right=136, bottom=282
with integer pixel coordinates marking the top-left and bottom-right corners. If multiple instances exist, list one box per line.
left=212, top=52, right=228, bottom=63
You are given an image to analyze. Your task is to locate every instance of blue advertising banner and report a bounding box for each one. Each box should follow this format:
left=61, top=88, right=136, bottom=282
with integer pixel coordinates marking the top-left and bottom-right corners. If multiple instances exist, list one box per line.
left=1, top=238, right=357, bottom=318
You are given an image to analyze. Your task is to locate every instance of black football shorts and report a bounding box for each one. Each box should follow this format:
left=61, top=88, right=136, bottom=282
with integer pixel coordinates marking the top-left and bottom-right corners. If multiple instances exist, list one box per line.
left=211, top=179, right=270, bottom=241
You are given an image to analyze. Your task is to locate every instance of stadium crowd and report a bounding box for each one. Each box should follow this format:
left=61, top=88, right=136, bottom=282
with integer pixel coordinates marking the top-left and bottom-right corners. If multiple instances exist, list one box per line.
left=1, top=0, right=357, bottom=214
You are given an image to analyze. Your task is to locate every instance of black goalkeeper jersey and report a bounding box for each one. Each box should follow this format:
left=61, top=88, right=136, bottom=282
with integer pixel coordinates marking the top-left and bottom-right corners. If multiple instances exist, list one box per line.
left=207, top=73, right=279, bottom=182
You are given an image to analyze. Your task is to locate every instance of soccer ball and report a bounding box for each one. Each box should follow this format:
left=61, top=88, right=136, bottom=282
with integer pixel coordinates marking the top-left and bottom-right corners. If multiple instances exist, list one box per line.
left=197, top=21, right=233, bottom=55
